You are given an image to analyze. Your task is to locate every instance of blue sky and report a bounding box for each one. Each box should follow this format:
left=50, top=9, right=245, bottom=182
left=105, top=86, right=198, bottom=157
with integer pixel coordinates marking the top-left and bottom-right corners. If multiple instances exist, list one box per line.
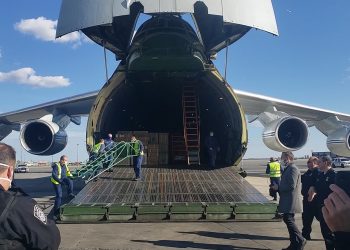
left=1, top=0, right=349, bottom=162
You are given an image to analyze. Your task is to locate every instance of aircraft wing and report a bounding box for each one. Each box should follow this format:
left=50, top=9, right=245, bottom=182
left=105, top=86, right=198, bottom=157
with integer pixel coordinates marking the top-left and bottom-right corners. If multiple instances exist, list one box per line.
left=0, top=91, right=98, bottom=140
left=1, top=88, right=350, bottom=136
left=235, top=89, right=350, bottom=136
left=1, top=88, right=349, bottom=154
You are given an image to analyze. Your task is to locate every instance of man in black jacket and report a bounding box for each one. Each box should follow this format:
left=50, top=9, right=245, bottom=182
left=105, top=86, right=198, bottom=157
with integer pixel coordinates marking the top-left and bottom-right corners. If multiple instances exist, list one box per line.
left=0, top=142, right=60, bottom=249
left=308, top=156, right=336, bottom=250
left=301, top=156, right=319, bottom=240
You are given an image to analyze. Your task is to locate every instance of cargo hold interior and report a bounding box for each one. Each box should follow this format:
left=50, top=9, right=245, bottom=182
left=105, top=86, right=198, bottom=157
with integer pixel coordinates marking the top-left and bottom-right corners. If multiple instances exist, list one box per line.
left=94, top=73, right=246, bottom=167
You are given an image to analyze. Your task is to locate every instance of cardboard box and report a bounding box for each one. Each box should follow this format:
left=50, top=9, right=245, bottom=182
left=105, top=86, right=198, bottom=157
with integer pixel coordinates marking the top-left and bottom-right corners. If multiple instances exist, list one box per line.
left=147, top=145, right=159, bottom=165
left=115, top=131, right=132, bottom=142
left=158, top=133, right=169, bottom=145
left=141, top=154, right=147, bottom=165
left=148, top=133, right=159, bottom=144
left=158, top=151, right=168, bottom=165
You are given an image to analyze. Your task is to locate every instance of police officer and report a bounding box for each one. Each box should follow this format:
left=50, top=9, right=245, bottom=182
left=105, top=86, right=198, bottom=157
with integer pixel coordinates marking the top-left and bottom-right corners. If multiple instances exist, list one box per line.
left=0, top=142, right=60, bottom=249
left=131, top=135, right=144, bottom=181
left=301, top=156, right=319, bottom=240
left=51, top=155, right=75, bottom=217
left=309, top=155, right=336, bottom=250
left=266, top=157, right=282, bottom=201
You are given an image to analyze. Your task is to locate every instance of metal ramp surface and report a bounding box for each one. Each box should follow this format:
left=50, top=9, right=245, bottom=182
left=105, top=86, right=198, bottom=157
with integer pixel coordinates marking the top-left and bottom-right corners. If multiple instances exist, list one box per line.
left=59, top=166, right=278, bottom=222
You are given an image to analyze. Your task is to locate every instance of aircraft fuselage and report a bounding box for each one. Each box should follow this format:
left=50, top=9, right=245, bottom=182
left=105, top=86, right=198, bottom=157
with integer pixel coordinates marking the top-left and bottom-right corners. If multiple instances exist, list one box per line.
left=86, top=15, right=248, bottom=167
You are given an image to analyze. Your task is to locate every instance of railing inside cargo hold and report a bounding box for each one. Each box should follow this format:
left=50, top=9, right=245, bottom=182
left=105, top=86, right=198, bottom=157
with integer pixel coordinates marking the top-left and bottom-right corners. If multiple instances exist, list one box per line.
left=72, top=141, right=137, bottom=183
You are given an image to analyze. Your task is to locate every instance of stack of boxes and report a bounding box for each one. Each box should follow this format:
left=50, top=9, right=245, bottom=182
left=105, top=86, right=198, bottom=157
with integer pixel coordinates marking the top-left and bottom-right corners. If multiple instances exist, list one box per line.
left=158, top=133, right=169, bottom=165
left=115, top=131, right=133, bottom=166
left=114, top=131, right=169, bottom=166
left=147, top=133, right=158, bottom=165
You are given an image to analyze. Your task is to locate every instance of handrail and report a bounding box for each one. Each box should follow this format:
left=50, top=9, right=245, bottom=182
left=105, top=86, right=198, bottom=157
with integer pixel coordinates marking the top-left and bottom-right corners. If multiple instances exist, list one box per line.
left=72, top=141, right=137, bottom=183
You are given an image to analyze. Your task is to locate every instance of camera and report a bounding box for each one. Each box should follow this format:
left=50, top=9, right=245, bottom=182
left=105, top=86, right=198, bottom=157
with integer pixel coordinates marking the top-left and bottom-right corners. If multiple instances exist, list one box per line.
left=335, top=171, right=350, bottom=196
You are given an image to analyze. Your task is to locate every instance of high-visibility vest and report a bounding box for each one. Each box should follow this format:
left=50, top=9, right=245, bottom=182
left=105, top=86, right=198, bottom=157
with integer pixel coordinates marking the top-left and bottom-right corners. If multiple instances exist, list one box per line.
left=51, top=163, right=72, bottom=185
left=92, top=143, right=103, bottom=154
left=268, top=162, right=281, bottom=178
left=131, top=140, right=141, bottom=155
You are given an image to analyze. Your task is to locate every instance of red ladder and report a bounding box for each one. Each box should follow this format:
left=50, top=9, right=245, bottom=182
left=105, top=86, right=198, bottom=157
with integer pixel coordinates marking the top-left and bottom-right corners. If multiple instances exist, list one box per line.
left=182, top=84, right=200, bottom=166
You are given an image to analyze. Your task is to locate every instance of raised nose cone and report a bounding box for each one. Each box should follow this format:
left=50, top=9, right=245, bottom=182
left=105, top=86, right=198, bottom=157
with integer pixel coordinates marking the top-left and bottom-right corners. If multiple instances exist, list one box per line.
left=127, top=15, right=207, bottom=72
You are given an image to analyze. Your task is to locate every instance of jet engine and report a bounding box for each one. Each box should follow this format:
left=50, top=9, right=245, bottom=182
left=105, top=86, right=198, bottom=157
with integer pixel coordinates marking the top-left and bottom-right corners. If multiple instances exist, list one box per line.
left=263, top=116, right=308, bottom=152
left=20, top=120, right=67, bottom=155
left=327, top=127, right=350, bottom=157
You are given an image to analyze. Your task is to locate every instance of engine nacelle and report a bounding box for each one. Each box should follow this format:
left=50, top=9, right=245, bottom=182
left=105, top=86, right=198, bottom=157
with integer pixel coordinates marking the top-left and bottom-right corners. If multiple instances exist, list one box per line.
left=20, top=120, right=67, bottom=155
left=263, top=116, right=308, bottom=152
left=327, top=127, right=350, bottom=157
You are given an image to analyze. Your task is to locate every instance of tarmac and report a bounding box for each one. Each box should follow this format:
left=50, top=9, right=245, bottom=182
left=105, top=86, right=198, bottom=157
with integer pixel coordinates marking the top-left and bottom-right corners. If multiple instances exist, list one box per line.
left=15, top=161, right=327, bottom=250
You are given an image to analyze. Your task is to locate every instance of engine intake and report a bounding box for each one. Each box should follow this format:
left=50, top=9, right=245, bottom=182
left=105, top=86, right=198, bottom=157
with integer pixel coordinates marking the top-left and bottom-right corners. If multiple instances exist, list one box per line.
left=327, top=127, right=350, bottom=157
left=20, top=120, right=67, bottom=155
left=263, top=116, right=308, bottom=152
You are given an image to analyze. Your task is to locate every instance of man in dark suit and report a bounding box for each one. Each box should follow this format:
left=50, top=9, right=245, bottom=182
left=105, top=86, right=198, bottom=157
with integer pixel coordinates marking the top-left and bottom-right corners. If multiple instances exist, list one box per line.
left=308, top=156, right=336, bottom=250
left=275, top=151, right=306, bottom=250
left=301, top=156, right=319, bottom=240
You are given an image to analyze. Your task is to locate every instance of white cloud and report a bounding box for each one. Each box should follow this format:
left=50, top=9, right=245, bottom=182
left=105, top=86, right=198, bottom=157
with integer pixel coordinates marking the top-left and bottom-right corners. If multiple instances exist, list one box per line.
left=0, top=67, right=70, bottom=88
left=82, top=35, right=93, bottom=43
left=14, top=17, right=88, bottom=47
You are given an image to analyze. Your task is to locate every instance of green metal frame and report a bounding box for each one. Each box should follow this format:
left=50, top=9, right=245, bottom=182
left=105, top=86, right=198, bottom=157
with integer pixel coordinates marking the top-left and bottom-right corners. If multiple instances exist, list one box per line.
left=72, top=141, right=137, bottom=183
left=59, top=202, right=279, bottom=222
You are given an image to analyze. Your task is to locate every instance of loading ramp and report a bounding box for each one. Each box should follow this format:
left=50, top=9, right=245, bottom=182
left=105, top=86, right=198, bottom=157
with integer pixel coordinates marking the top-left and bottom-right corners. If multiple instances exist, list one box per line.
left=60, top=165, right=278, bottom=222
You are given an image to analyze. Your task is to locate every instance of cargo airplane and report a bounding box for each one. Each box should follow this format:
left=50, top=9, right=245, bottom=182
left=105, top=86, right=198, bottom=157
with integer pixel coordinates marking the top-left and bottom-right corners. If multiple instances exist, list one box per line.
left=1, top=0, right=350, bottom=166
